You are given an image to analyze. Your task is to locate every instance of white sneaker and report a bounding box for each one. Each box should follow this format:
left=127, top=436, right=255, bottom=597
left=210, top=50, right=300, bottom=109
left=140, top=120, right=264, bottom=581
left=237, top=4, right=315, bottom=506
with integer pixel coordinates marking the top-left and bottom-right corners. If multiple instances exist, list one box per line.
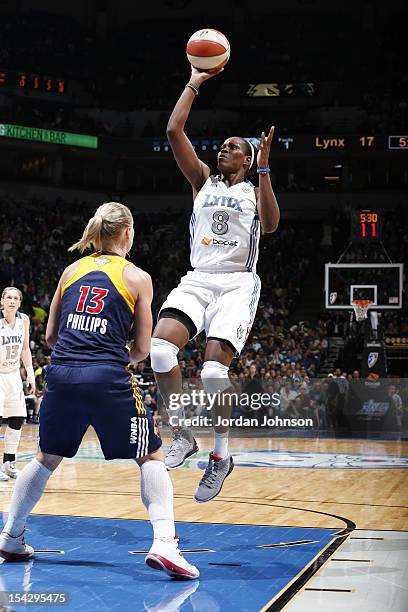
left=2, top=461, right=19, bottom=479
left=0, top=531, right=34, bottom=561
left=0, top=468, right=10, bottom=481
left=145, top=536, right=199, bottom=580
left=165, top=430, right=199, bottom=470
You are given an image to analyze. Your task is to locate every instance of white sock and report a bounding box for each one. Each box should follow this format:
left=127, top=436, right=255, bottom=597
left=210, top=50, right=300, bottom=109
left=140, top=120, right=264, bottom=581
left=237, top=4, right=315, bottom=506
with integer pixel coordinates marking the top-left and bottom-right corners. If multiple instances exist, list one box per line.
left=4, top=426, right=22, bottom=456
left=3, top=459, right=52, bottom=537
left=214, top=432, right=229, bottom=458
left=140, top=460, right=175, bottom=541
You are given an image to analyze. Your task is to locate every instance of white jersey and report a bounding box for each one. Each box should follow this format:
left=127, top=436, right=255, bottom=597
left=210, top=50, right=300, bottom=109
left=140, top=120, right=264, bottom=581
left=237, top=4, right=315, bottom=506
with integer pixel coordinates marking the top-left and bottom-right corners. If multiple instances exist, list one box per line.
left=190, top=175, right=260, bottom=273
left=0, top=311, right=25, bottom=374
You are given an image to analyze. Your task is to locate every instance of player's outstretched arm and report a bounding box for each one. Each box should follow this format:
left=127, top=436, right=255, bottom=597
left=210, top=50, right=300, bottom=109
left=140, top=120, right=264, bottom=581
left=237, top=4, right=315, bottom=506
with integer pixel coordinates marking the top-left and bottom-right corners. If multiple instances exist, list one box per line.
left=256, top=127, right=280, bottom=233
left=124, top=267, right=153, bottom=364
left=166, top=66, right=221, bottom=192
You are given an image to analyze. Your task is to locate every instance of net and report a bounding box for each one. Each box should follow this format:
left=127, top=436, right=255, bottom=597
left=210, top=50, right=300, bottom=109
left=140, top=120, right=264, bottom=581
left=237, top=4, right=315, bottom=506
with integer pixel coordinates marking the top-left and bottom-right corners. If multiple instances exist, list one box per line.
left=352, top=300, right=372, bottom=322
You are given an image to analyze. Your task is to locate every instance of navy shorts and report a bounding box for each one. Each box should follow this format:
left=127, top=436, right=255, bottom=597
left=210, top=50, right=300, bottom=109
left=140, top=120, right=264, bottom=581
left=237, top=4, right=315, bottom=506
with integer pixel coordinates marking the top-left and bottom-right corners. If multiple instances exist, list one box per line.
left=39, top=364, right=162, bottom=460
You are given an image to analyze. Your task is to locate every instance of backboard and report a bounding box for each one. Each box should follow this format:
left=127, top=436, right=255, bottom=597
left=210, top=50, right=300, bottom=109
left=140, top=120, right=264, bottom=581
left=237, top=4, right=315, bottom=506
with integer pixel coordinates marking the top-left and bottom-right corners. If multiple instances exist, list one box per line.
left=325, top=263, right=403, bottom=310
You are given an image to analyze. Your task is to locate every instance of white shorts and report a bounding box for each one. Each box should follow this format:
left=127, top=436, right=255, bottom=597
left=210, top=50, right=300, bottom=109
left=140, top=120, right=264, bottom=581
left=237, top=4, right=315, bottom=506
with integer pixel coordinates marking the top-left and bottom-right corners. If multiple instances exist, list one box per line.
left=160, top=270, right=261, bottom=353
left=0, top=370, right=26, bottom=418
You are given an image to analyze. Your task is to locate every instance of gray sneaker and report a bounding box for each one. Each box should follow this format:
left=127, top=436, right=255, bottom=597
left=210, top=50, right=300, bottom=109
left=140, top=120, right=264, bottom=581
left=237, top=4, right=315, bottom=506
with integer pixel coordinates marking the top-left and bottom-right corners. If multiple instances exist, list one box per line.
left=194, top=452, right=234, bottom=503
left=2, top=461, right=19, bottom=479
left=165, top=430, right=199, bottom=469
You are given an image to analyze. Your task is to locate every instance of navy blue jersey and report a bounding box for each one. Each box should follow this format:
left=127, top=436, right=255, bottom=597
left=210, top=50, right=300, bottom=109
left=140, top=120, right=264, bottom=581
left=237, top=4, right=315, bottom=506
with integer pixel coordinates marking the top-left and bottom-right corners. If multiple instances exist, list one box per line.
left=52, top=253, right=135, bottom=366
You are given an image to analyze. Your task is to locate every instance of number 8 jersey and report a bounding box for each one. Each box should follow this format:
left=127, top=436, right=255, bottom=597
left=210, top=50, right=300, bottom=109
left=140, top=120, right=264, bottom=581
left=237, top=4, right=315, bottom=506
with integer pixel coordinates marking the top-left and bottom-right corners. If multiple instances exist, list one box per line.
left=190, top=175, right=260, bottom=273
left=52, top=254, right=135, bottom=366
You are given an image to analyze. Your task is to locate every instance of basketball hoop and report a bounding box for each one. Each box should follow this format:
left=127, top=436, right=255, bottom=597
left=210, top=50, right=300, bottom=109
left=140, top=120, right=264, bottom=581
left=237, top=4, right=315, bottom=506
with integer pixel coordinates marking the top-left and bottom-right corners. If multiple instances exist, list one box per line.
left=352, top=300, right=372, bottom=322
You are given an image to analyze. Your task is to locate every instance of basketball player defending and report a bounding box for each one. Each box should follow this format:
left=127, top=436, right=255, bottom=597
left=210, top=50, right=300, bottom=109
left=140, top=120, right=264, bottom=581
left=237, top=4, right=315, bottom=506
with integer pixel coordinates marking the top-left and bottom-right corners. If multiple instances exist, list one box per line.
left=0, top=287, right=35, bottom=481
left=151, top=67, right=279, bottom=502
left=0, top=203, right=198, bottom=580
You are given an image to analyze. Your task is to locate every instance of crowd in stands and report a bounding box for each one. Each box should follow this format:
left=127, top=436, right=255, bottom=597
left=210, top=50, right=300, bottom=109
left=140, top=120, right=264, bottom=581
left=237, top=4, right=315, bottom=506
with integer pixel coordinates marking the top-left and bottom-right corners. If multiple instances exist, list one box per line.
left=1, top=196, right=406, bottom=430
left=0, top=197, right=327, bottom=421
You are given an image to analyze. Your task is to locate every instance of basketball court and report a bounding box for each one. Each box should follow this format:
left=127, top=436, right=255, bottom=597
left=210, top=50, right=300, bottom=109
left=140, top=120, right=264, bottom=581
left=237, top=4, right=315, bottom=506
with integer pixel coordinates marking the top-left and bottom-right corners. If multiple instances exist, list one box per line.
left=1, top=425, right=407, bottom=611
left=1, top=232, right=407, bottom=610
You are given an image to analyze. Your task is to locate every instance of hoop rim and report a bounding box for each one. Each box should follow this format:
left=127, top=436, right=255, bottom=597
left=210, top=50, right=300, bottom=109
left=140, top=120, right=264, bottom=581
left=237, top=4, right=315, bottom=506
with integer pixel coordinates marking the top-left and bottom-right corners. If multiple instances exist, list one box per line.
left=351, top=299, right=374, bottom=306
left=351, top=299, right=373, bottom=321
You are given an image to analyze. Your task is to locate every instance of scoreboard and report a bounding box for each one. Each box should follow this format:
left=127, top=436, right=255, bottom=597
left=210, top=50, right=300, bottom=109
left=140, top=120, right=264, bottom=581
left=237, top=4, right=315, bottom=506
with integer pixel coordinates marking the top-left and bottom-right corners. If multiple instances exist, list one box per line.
left=274, top=134, right=407, bottom=153
left=0, top=69, right=65, bottom=94
left=152, top=134, right=408, bottom=155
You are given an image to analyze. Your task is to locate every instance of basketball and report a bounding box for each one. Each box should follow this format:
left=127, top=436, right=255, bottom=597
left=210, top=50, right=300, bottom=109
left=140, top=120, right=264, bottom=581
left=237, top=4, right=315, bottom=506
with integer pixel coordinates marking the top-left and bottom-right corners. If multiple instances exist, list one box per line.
left=186, top=28, right=230, bottom=72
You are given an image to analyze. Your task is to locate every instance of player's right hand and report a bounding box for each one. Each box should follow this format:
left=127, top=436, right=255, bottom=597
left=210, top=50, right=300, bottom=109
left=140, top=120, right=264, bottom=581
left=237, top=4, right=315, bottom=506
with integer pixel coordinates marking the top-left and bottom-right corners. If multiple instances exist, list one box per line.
left=190, top=65, right=224, bottom=87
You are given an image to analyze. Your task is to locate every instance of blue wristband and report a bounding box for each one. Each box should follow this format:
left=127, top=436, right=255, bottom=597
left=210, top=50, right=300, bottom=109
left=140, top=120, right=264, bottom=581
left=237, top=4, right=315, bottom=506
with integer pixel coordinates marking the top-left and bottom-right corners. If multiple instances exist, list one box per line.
left=257, top=167, right=270, bottom=174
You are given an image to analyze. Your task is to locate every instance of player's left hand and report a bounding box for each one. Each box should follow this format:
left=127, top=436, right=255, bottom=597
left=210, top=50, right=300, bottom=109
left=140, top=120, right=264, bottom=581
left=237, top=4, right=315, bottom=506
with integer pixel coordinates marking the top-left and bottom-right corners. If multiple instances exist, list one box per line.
left=28, top=381, right=36, bottom=394
left=257, top=126, right=274, bottom=168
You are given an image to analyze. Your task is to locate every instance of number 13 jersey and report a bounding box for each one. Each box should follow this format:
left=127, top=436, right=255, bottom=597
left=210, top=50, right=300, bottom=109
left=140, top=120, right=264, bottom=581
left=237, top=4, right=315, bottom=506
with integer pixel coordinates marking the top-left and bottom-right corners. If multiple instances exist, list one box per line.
left=0, top=311, right=24, bottom=373
left=189, top=175, right=260, bottom=273
left=52, top=254, right=135, bottom=366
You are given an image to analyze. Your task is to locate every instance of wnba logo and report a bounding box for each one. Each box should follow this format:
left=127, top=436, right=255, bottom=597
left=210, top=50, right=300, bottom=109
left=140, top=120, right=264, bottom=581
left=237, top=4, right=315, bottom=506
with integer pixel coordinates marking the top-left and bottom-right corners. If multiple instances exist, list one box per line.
left=130, top=416, right=137, bottom=444
left=367, top=352, right=379, bottom=369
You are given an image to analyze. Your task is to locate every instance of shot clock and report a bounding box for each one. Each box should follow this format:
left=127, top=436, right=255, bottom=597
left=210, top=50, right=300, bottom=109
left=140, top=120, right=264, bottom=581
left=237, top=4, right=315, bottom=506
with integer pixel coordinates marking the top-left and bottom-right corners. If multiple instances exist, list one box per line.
left=350, top=210, right=381, bottom=243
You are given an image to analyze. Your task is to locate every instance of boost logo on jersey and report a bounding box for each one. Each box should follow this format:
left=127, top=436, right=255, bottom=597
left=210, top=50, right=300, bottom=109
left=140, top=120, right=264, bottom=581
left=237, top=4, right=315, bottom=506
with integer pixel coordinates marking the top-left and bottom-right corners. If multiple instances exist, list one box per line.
left=200, top=236, right=238, bottom=247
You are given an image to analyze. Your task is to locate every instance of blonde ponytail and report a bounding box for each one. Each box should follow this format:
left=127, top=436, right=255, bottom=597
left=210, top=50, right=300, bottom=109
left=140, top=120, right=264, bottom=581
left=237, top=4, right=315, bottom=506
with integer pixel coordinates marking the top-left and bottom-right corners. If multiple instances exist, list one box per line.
left=69, top=202, right=133, bottom=254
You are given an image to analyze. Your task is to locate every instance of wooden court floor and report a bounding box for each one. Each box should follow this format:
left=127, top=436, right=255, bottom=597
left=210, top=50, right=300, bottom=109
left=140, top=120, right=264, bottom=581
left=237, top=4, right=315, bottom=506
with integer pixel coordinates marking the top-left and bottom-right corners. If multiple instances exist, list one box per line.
left=2, top=426, right=408, bottom=533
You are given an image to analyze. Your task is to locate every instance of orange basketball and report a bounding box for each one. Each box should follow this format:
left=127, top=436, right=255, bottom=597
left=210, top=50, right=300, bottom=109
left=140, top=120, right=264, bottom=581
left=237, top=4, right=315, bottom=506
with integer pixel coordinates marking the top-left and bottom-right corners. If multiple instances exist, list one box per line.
left=186, top=29, right=230, bottom=73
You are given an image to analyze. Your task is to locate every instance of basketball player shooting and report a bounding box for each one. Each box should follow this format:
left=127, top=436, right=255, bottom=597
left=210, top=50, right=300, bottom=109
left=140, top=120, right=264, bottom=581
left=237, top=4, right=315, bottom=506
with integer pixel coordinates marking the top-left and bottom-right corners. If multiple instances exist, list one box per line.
left=151, top=65, right=280, bottom=502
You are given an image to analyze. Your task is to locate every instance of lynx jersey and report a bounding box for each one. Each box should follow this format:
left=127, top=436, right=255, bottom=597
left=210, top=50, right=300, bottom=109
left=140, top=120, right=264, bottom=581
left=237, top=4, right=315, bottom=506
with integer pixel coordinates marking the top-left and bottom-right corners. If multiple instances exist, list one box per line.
left=52, top=253, right=135, bottom=366
left=0, top=311, right=25, bottom=373
left=190, top=175, right=260, bottom=273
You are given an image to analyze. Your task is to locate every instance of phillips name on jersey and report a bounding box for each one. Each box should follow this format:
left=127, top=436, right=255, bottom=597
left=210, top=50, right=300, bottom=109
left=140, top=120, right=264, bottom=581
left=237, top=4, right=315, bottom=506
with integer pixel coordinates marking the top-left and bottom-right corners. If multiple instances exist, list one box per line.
left=52, top=254, right=135, bottom=366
